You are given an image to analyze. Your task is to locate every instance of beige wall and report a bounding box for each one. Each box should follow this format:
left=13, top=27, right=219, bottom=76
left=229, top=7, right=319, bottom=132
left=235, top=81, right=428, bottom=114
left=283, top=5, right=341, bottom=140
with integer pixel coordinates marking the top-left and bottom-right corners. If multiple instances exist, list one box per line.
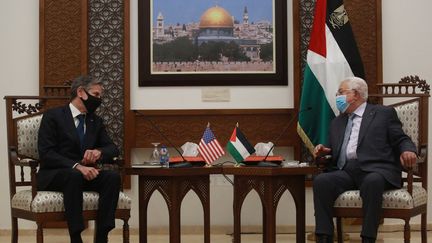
left=381, top=0, right=432, bottom=225
left=0, top=0, right=40, bottom=229
left=0, top=0, right=431, bottom=230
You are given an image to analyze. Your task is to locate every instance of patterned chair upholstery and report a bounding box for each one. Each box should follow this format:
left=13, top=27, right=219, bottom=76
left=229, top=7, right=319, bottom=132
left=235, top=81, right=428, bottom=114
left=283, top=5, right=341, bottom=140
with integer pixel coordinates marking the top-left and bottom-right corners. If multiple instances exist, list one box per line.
left=329, top=77, right=429, bottom=243
left=334, top=99, right=427, bottom=210
left=5, top=96, right=131, bottom=243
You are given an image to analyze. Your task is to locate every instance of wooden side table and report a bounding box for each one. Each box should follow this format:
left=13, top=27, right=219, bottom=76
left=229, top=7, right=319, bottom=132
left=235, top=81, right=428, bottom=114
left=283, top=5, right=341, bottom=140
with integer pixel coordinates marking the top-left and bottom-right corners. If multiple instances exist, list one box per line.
left=126, top=167, right=221, bottom=243
left=223, top=166, right=317, bottom=243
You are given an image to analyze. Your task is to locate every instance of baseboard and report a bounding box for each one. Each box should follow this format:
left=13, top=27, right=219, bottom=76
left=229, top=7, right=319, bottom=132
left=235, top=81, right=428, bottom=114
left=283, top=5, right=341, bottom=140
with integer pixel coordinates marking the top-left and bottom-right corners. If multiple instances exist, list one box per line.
left=1, top=224, right=430, bottom=236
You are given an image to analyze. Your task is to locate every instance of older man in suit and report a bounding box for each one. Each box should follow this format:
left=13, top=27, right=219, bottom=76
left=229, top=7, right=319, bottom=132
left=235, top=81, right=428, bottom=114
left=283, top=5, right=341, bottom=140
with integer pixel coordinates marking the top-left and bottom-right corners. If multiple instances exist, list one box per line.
left=313, top=77, right=417, bottom=243
left=38, top=76, right=120, bottom=243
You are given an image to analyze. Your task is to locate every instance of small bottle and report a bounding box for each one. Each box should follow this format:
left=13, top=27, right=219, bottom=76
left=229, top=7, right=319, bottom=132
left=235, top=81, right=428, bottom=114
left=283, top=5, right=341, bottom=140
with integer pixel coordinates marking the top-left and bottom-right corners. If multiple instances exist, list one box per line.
left=159, top=145, right=170, bottom=168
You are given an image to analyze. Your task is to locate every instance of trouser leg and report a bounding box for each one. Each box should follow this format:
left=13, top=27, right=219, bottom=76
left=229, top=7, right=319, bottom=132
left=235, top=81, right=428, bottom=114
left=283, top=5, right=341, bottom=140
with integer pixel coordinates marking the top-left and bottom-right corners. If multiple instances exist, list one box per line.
left=359, top=172, right=393, bottom=239
left=313, top=170, right=355, bottom=236
left=86, top=170, right=121, bottom=243
left=44, top=168, right=85, bottom=243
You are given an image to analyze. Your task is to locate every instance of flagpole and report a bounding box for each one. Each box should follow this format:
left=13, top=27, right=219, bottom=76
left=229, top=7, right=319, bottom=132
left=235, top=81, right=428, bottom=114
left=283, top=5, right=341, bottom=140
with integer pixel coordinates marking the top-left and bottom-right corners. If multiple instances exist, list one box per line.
left=206, top=121, right=213, bottom=167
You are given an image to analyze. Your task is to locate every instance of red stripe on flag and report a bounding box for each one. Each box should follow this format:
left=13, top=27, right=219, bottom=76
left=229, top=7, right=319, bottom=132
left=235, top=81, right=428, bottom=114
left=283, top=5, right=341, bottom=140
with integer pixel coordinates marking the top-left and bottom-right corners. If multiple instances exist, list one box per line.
left=209, top=141, right=224, bottom=156
left=198, top=127, right=225, bottom=164
left=229, top=127, right=237, bottom=142
left=199, top=139, right=216, bottom=163
left=309, top=0, right=327, bottom=57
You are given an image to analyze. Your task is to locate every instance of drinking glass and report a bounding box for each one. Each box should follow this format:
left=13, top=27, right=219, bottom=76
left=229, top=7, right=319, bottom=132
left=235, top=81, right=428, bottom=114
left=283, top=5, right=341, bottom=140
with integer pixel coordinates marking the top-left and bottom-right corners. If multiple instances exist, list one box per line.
left=149, top=142, right=160, bottom=163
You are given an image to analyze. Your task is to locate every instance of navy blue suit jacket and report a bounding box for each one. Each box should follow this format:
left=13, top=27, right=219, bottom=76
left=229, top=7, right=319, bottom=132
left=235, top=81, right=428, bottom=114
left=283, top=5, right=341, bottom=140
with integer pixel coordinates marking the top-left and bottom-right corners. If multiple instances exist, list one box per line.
left=37, top=105, right=119, bottom=190
left=327, top=103, right=416, bottom=187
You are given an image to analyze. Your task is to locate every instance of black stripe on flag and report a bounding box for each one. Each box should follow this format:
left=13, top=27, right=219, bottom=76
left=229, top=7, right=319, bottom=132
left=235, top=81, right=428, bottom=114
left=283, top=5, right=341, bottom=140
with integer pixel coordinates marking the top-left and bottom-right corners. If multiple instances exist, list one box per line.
left=326, top=0, right=365, bottom=79
left=236, top=128, right=256, bottom=154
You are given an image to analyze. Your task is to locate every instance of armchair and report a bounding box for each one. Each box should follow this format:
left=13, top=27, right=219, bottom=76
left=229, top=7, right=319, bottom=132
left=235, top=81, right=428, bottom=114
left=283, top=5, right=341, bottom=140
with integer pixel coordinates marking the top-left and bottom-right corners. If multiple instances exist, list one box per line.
left=4, top=96, right=131, bottom=243
left=315, top=76, right=429, bottom=243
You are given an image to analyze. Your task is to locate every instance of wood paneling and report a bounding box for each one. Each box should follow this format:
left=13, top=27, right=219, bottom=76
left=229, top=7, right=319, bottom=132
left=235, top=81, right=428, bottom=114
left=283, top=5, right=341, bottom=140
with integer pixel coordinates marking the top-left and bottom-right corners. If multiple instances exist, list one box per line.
left=345, top=0, right=382, bottom=93
left=39, top=0, right=87, bottom=92
left=132, top=109, right=301, bottom=159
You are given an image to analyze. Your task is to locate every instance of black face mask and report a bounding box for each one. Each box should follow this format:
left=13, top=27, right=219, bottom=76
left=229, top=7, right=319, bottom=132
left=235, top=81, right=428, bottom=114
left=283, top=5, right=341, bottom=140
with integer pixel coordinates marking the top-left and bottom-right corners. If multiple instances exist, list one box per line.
left=81, top=90, right=102, bottom=114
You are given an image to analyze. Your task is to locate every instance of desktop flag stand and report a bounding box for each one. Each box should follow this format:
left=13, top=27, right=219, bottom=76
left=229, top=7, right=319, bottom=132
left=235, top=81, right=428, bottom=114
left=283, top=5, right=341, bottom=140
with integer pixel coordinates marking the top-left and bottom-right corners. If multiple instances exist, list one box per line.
left=226, top=123, right=256, bottom=166
left=198, top=123, right=225, bottom=166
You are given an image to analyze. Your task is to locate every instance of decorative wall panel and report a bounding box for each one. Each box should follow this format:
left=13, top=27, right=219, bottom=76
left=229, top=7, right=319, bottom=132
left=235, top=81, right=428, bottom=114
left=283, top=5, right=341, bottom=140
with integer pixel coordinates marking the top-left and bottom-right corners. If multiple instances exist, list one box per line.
left=88, top=0, right=125, bottom=154
left=299, top=0, right=316, bottom=77
left=134, top=110, right=299, bottom=150
left=40, top=0, right=83, bottom=87
left=345, top=0, right=382, bottom=89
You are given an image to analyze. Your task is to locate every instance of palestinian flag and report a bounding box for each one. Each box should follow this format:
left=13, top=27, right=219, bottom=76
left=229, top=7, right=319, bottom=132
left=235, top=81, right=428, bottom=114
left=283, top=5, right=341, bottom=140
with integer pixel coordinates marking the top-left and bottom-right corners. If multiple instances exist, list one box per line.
left=297, top=0, right=365, bottom=153
left=227, top=126, right=255, bottom=163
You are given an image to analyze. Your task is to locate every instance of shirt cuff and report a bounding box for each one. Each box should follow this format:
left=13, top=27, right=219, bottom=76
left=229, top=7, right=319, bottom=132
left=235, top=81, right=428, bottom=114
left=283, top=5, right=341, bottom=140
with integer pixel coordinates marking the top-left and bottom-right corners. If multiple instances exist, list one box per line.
left=72, top=163, right=79, bottom=169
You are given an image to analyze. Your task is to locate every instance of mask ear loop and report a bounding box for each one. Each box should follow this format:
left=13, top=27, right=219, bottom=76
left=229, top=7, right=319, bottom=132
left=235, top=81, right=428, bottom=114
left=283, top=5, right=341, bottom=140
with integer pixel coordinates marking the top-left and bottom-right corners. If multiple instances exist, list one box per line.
left=77, top=86, right=87, bottom=100
left=351, top=90, right=359, bottom=104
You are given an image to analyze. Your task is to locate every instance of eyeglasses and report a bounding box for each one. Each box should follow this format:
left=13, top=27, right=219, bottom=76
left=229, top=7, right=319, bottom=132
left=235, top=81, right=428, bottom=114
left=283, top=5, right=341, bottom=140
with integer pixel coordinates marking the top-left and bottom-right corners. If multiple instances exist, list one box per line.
left=335, top=89, right=355, bottom=96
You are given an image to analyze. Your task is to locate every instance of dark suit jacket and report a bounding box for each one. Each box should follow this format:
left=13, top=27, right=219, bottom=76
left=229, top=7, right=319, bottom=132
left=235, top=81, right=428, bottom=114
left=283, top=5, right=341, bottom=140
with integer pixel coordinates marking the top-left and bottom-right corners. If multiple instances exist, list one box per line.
left=37, top=105, right=119, bottom=190
left=327, top=103, right=416, bottom=187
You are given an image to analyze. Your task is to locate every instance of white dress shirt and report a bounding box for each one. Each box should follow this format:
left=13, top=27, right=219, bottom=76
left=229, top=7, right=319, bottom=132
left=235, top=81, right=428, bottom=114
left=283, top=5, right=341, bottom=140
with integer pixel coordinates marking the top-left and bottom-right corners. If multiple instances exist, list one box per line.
left=69, top=103, right=86, bottom=132
left=346, top=102, right=367, bottom=160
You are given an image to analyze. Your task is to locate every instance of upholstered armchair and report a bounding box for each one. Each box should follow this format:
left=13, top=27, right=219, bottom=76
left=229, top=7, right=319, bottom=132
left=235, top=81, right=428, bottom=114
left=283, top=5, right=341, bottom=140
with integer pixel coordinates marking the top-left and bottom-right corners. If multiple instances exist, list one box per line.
left=4, top=96, right=131, bottom=243
left=316, top=76, right=429, bottom=243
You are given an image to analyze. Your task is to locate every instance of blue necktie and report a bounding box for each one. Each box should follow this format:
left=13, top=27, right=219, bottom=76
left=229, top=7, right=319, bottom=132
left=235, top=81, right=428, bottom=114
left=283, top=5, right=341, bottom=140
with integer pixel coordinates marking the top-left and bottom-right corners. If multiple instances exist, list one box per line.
left=76, top=114, right=85, bottom=146
left=337, top=114, right=355, bottom=169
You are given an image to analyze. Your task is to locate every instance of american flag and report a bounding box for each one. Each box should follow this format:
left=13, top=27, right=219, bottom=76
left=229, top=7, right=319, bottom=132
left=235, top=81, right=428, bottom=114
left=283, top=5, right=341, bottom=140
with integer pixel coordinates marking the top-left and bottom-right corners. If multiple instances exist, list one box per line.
left=198, top=127, right=225, bottom=164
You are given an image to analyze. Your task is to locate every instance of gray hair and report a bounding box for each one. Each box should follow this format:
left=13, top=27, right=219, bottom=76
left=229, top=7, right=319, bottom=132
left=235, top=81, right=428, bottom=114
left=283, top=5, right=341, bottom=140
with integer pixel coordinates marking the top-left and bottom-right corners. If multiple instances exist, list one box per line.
left=341, top=77, right=368, bottom=100
left=70, top=75, right=103, bottom=99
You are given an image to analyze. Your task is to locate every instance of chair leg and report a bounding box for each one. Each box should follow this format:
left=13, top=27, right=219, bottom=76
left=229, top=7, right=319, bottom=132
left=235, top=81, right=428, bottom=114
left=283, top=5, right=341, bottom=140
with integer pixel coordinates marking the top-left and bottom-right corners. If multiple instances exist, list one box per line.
left=421, top=213, right=427, bottom=243
left=403, top=219, right=410, bottom=243
left=336, top=217, right=343, bottom=243
left=36, top=222, right=44, bottom=243
left=11, top=216, right=18, bottom=243
left=123, top=218, right=130, bottom=243
left=94, top=222, right=98, bottom=243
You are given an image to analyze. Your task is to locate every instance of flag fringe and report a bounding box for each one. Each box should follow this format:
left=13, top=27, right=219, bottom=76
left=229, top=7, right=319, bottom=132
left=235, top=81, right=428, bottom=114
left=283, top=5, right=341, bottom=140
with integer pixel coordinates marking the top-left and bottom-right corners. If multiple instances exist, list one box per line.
left=296, top=122, right=315, bottom=156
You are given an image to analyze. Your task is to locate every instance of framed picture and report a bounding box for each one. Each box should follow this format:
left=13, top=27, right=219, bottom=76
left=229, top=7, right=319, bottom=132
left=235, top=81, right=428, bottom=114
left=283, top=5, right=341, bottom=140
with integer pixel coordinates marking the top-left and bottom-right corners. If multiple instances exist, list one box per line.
left=138, top=0, right=287, bottom=86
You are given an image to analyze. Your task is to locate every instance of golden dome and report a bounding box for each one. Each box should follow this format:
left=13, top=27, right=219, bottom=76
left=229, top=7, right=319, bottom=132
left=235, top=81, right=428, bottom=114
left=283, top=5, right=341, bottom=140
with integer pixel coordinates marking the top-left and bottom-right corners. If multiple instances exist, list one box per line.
left=199, top=6, right=234, bottom=28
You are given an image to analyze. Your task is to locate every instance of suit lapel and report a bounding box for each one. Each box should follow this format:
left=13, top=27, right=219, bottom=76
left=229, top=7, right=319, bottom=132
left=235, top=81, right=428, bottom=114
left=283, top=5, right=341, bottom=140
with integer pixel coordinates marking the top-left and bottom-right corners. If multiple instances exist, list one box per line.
left=357, top=104, right=377, bottom=145
left=83, top=113, right=96, bottom=149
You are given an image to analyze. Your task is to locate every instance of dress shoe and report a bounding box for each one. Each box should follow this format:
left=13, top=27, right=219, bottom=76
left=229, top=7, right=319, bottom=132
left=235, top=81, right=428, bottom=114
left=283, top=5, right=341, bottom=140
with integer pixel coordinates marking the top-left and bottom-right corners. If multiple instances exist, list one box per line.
left=316, top=234, right=333, bottom=243
left=95, top=230, right=108, bottom=243
left=362, top=236, right=376, bottom=243
left=70, top=233, right=83, bottom=243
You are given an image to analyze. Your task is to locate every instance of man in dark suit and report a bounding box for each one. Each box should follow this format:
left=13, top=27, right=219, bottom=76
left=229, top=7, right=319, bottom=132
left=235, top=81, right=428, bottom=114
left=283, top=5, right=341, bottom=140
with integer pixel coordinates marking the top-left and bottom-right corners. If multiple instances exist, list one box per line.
left=313, top=77, right=417, bottom=243
left=38, top=75, right=120, bottom=243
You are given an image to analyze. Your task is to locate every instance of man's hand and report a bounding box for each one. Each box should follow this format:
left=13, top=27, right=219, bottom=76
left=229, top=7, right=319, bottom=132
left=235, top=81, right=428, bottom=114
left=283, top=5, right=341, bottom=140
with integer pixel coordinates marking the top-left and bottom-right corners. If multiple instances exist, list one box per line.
left=313, top=144, right=331, bottom=158
left=81, top=149, right=102, bottom=165
left=75, top=164, right=100, bottom=181
left=400, top=151, right=417, bottom=168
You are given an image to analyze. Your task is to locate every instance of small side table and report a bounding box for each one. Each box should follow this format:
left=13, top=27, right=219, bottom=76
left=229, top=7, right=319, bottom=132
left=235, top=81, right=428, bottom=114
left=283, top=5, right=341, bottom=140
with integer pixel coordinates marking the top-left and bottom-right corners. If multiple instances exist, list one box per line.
left=126, top=167, right=221, bottom=243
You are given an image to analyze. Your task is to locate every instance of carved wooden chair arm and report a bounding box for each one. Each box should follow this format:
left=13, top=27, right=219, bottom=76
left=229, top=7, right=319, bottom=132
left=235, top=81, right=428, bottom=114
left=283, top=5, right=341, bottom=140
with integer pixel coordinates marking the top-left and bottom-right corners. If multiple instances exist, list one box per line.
left=9, top=146, right=40, bottom=198
left=9, top=146, right=20, bottom=165
left=315, top=155, right=332, bottom=172
left=113, top=156, right=124, bottom=167
left=405, top=166, right=415, bottom=195
left=404, top=144, right=427, bottom=194
left=417, top=145, right=427, bottom=163
left=98, top=157, right=126, bottom=191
